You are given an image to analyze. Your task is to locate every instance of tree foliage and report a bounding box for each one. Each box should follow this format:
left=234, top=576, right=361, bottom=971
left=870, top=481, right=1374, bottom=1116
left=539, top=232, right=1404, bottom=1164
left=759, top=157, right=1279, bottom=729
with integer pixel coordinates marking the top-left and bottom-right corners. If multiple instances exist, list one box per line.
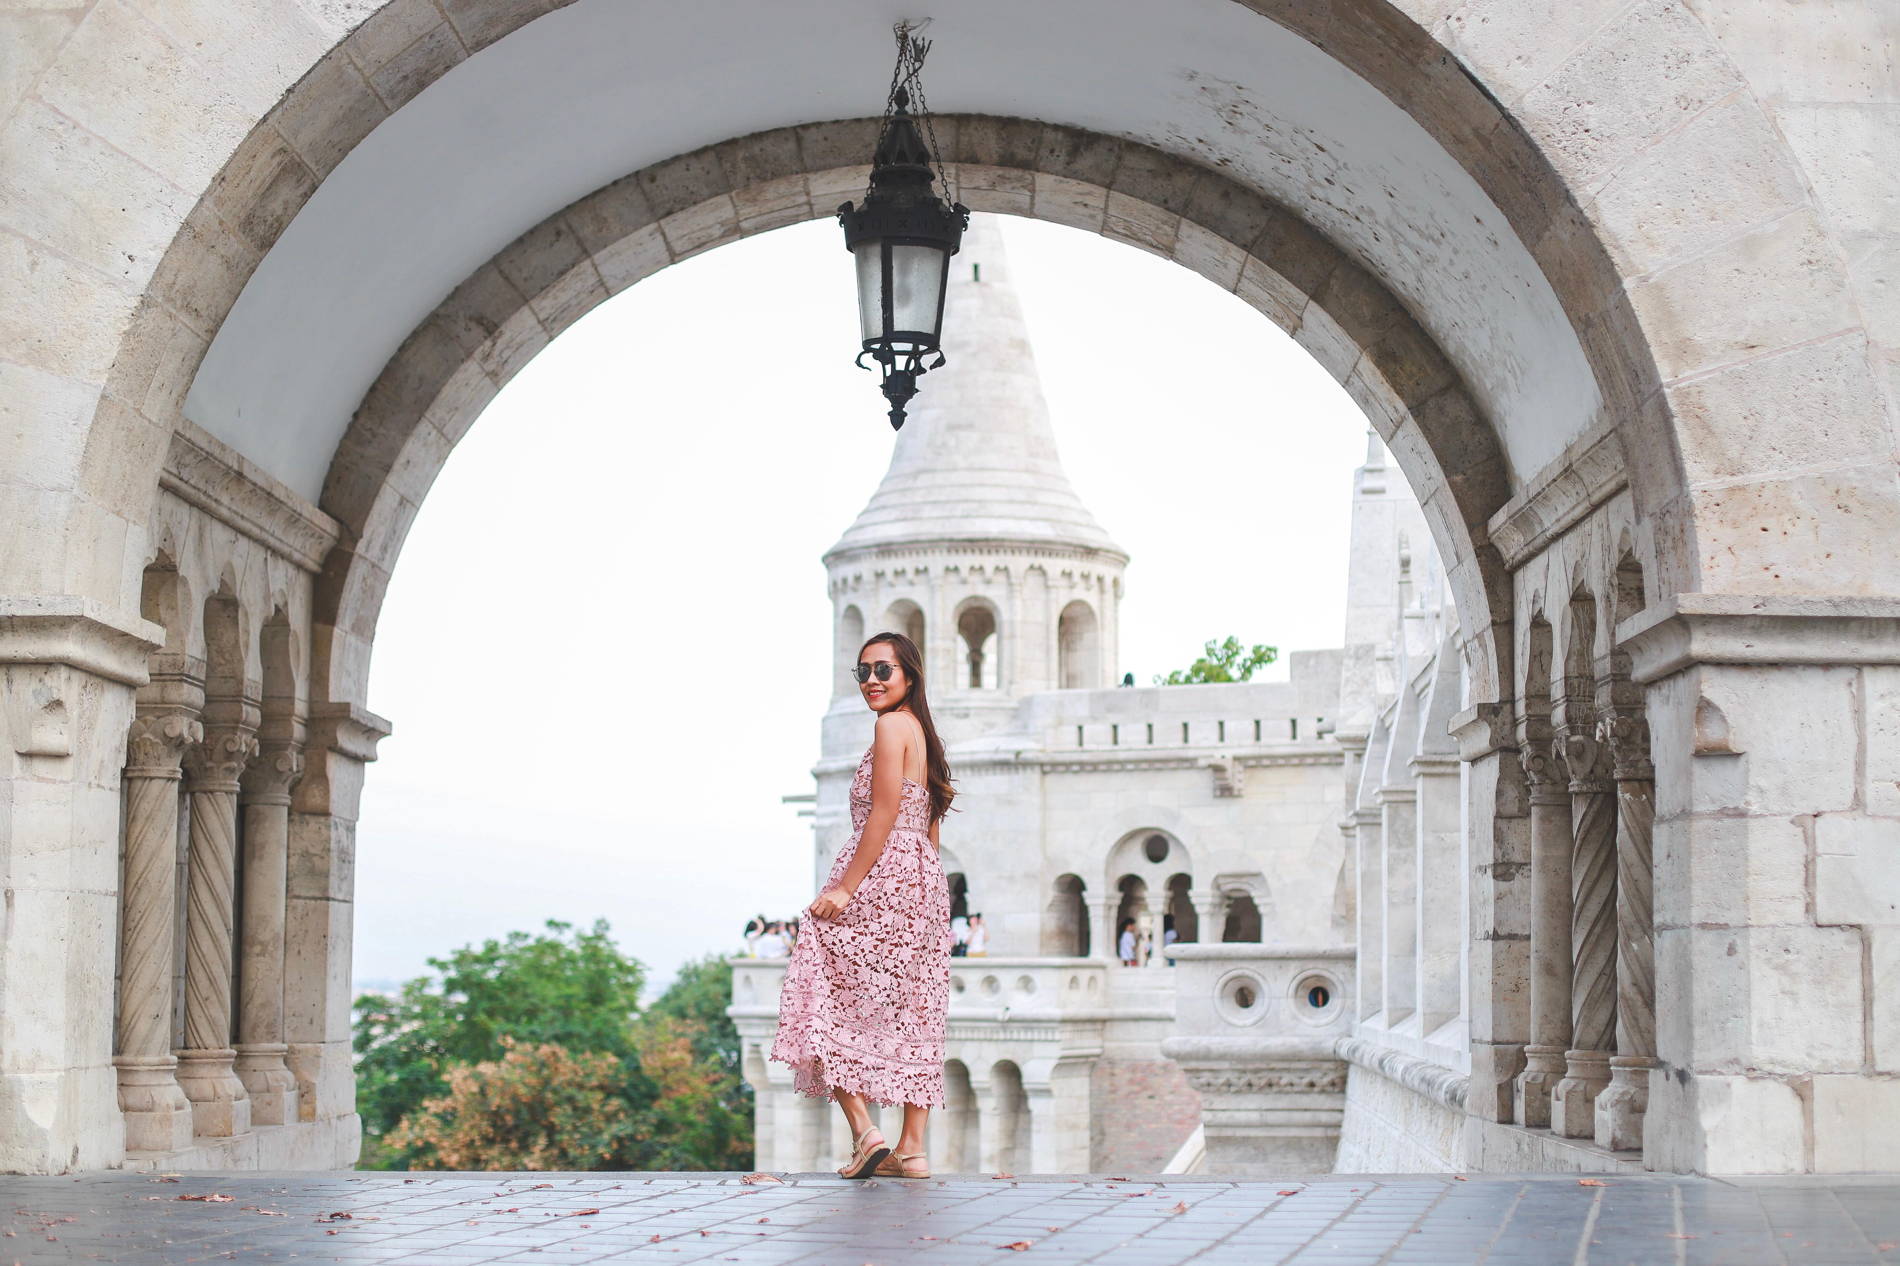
left=353, top=922, right=751, bottom=1171
left=1153, top=636, right=1279, bottom=685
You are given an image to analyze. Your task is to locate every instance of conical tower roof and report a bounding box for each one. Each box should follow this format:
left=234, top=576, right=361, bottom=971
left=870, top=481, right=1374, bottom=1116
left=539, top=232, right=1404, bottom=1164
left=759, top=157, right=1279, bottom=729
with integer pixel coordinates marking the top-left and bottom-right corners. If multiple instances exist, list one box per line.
left=826, top=215, right=1126, bottom=560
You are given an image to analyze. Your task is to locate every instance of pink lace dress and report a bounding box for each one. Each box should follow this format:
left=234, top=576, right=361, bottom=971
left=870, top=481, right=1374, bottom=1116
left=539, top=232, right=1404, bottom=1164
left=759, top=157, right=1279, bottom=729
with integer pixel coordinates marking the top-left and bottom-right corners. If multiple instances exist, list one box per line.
left=770, top=747, right=951, bottom=1107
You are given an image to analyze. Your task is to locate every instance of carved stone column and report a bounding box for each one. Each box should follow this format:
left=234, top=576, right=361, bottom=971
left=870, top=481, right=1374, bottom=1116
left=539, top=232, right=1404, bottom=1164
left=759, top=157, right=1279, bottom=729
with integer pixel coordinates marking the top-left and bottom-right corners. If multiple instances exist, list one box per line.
left=116, top=701, right=202, bottom=1153
left=1595, top=707, right=1657, bottom=1152
left=177, top=711, right=258, bottom=1137
left=1550, top=724, right=1616, bottom=1138
left=1087, top=896, right=1117, bottom=964
left=1191, top=890, right=1225, bottom=946
left=1514, top=727, right=1572, bottom=1129
left=235, top=739, right=303, bottom=1126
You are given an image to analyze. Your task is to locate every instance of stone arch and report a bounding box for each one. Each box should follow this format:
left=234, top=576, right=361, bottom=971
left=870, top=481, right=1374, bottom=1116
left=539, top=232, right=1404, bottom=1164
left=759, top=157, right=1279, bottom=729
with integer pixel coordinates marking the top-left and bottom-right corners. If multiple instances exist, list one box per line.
left=836, top=604, right=864, bottom=698
left=986, top=1060, right=1030, bottom=1175
left=1043, top=873, right=1089, bottom=957
left=954, top=596, right=1002, bottom=692
left=1055, top=598, right=1101, bottom=691
left=138, top=554, right=194, bottom=657
left=882, top=599, right=926, bottom=662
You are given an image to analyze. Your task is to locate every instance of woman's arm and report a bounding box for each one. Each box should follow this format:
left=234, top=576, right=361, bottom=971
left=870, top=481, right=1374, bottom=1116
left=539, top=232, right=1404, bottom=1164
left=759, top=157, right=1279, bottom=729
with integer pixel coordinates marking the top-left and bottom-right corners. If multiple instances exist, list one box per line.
left=808, top=713, right=913, bottom=919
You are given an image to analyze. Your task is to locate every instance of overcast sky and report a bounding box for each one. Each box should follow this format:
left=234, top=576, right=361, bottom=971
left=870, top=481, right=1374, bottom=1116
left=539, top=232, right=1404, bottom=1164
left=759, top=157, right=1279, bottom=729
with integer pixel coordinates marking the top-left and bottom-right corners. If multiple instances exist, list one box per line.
left=351, top=214, right=1371, bottom=997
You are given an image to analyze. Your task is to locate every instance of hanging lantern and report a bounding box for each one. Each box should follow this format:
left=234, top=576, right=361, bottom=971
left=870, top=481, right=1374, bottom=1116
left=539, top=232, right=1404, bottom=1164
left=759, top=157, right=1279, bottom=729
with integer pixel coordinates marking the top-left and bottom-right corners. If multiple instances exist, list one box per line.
left=838, top=26, right=968, bottom=431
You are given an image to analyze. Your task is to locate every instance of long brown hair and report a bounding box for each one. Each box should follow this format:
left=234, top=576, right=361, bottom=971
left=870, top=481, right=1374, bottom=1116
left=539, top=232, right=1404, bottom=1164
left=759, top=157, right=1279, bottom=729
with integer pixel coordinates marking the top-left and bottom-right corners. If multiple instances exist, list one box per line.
left=860, top=631, right=955, bottom=825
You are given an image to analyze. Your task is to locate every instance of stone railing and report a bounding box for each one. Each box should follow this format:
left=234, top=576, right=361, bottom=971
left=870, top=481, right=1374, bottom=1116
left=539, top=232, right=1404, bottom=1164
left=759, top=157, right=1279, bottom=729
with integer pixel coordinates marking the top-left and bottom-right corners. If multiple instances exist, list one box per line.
left=1159, top=944, right=1355, bottom=1175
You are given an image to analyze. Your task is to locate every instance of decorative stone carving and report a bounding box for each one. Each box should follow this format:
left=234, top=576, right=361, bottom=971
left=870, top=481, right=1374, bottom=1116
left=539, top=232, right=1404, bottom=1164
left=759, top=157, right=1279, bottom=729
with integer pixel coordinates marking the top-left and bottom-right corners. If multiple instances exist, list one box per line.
left=1181, top=1066, right=1348, bottom=1096
left=1552, top=719, right=1615, bottom=1139
left=236, top=741, right=305, bottom=1126
left=1208, top=756, right=1245, bottom=797
left=1595, top=709, right=1657, bottom=1152
left=178, top=719, right=260, bottom=1138
left=116, top=710, right=203, bottom=1153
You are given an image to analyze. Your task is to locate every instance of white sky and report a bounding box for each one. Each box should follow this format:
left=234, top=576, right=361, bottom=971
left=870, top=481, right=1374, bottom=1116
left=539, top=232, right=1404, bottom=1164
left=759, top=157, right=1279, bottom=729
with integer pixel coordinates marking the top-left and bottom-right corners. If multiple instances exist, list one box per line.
left=352, top=215, right=1371, bottom=996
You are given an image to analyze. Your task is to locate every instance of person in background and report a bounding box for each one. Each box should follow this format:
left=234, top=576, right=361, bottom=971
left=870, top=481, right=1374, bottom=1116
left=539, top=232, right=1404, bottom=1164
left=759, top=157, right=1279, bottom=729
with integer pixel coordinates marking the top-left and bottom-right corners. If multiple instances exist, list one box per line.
left=949, top=914, right=970, bottom=957
left=758, top=921, right=789, bottom=958
left=1118, top=917, right=1139, bottom=966
left=965, top=912, right=988, bottom=957
left=744, top=915, right=766, bottom=958
left=1162, top=913, right=1178, bottom=965
left=785, top=918, right=800, bottom=952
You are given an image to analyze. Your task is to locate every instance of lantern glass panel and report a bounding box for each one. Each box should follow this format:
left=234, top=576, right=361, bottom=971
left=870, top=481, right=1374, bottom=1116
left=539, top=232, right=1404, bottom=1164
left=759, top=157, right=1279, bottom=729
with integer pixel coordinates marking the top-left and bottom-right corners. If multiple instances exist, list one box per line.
left=853, top=242, right=884, bottom=344
left=889, top=243, right=947, bottom=339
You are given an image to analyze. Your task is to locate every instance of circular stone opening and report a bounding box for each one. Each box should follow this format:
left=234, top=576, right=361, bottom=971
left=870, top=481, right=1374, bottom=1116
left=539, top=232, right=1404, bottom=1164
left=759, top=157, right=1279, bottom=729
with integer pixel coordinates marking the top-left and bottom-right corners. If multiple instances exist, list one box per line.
left=1291, top=972, right=1342, bottom=1025
left=951, top=976, right=967, bottom=995
left=981, top=975, right=1001, bottom=997
left=1143, top=834, right=1170, bottom=864
left=1215, top=970, right=1269, bottom=1027
left=1016, top=975, right=1037, bottom=995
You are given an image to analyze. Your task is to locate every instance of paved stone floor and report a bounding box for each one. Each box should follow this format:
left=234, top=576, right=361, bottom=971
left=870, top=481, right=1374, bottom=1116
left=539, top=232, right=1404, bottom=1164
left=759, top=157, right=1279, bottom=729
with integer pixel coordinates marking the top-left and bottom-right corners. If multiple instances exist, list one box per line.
left=2, top=1172, right=1896, bottom=1266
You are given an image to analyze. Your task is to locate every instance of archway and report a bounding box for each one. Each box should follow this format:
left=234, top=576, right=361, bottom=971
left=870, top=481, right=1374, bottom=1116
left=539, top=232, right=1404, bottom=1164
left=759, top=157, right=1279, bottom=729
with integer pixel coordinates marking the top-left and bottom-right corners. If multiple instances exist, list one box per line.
left=9, top=0, right=1894, bottom=1179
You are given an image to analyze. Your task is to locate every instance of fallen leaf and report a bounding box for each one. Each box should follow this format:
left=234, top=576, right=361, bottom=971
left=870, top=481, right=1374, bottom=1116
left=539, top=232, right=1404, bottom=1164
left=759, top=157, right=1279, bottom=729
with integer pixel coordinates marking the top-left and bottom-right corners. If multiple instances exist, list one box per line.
left=1665, top=1233, right=1698, bottom=1240
left=742, top=1173, right=783, bottom=1185
left=1875, top=1242, right=1895, bottom=1252
left=1169, top=1202, right=1188, bottom=1214
left=1452, top=1175, right=1468, bottom=1181
left=241, top=1207, right=286, bottom=1217
left=649, top=1235, right=663, bottom=1243
left=318, top=1211, right=353, bottom=1222
left=1002, top=1242, right=1033, bottom=1252
left=1577, top=1179, right=1608, bottom=1187
left=757, top=1218, right=770, bottom=1224
left=991, top=1172, right=1015, bottom=1180
left=176, top=1194, right=233, bottom=1203
left=566, top=1209, right=600, bottom=1217
left=1277, top=1189, right=1300, bottom=1196
left=699, top=1230, right=710, bottom=1237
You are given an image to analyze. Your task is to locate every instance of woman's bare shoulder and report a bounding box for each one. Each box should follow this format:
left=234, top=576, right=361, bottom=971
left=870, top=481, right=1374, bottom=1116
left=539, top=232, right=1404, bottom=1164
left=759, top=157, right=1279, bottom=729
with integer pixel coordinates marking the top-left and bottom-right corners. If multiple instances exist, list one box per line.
left=875, top=709, right=925, bottom=736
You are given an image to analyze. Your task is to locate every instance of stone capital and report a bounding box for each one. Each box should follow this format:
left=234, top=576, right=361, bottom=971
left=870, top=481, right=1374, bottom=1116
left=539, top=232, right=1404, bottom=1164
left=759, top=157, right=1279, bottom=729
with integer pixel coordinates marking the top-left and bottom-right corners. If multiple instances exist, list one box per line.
left=185, top=722, right=259, bottom=792
left=1559, top=723, right=1612, bottom=794
left=241, top=741, right=305, bottom=803
left=306, top=701, right=392, bottom=763
left=1599, top=711, right=1652, bottom=783
left=1619, top=593, right=1900, bottom=684
left=126, top=710, right=202, bottom=777
left=1449, top=702, right=1514, bottom=761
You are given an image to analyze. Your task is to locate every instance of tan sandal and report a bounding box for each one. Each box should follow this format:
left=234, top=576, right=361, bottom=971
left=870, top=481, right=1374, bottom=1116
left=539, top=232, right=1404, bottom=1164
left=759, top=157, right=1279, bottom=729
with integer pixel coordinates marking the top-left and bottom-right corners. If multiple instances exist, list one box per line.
left=873, top=1151, right=930, bottom=1179
left=838, top=1127, right=891, bottom=1179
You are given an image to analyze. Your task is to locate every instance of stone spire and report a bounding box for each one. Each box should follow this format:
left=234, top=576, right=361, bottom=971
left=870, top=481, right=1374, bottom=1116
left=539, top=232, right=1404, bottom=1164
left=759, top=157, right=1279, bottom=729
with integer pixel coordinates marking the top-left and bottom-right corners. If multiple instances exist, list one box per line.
left=826, top=214, right=1125, bottom=560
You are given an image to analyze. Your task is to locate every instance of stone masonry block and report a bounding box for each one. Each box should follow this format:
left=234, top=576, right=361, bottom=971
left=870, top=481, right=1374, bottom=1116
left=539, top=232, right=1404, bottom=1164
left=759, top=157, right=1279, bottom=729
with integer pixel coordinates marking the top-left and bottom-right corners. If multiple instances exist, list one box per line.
left=1627, top=210, right=1859, bottom=385
left=1689, top=0, right=1900, bottom=104
left=1645, top=1072, right=1807, bottom=1174
left=658, top=195, right=739, bottom=262
left=954, top=116, right=1041, bottom=171
left=438, top=0, right=552, bottom=54
left=636, top=147, right=730, bottom=221
left=269, top=47, right=387, bottom=176
left=1170, top=221, right=1245, bottom=291
left=1518, top=0, right=1741, bottom=197
left=1874, top=927, right=1899, bottom=1072
left=1812, top=1075, right=1900, bottom=1171
left=1684, top=926, right=1864, bottom=1075
left=590, top=223, right=669, bottom=295
left=1109, top=143, right=1202, bottom=217
left=1102, top=192, right=1177, bottom=259
left=1030, top=173, right=1106, bottom=234
left=1654, top=812, right=1808, bottom=931
left=363, top=20, right=464, bottom=114
left=1813, top=813, right=1900, bottom=928
left=206, top=125, right=320, bottom=254
left=1868, top=667, right=1900, bottom=818
left=1669, top=666, right=1857, bottom=818
left=718, top=126, right=804, bottom=190
left=564, top=175, right=656, bottom=257
left=1234, top=254, right=1306, bottom=332
left=1587, top=91, right=1810, bottom=279
left=1687, top=463, right=1900, bottom=596
left=1666, top=332, right=1892, bottom=487
left=793, top=119, right=880, bottom=176
left=1034, top=125, right=1122, bottom=190
left=492, top=214, right=589, bottom=304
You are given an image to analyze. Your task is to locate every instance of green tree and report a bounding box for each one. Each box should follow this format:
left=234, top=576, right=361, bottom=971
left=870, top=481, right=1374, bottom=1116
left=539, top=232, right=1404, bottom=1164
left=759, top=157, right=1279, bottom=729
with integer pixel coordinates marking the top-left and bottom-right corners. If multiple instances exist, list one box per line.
left=1153, top=636, right=1279, bottom=685
left=353, top=919, right=651, bottom=1167
left=637, top=955, right=753, bottom=1168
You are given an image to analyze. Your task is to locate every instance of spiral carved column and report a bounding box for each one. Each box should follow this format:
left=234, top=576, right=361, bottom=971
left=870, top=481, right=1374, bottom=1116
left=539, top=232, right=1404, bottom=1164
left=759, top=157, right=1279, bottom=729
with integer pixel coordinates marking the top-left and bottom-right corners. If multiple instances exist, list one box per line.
left=235, top=740, right=303, bottom=1126
left=1551, top=724, right=1616, bottom=1139
left=1595, top=709, right=1657, bottom=1152
left=115, top=709, right=202, bottom=1153
left=1513, top=727, right=1572, bottom=1129
left=177, top=718, right=258, bottom=1137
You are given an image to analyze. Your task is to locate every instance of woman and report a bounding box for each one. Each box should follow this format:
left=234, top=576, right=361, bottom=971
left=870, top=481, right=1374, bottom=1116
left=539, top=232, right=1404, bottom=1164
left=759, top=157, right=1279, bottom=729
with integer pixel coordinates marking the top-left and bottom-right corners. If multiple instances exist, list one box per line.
left=1118, top=917, right=1140, bottom=967
left=770, top=632, right=955, bottom=1180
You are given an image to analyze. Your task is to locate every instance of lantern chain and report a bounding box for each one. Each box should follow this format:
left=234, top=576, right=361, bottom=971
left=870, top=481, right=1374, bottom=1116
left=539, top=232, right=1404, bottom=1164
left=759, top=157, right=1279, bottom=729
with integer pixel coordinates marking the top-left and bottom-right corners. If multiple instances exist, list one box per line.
left=869, top=22, right=954, bottom=201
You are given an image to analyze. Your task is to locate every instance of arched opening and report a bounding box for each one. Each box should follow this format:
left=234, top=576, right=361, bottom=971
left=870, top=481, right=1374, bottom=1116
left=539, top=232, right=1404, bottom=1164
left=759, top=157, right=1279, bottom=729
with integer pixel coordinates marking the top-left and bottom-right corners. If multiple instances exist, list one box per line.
left=1057, top=600, right=1099, bottom=690
left=1166, top=873, right=1197, bottom=947
left=1222, top=892, right=1263, bottom=944
left=884, top=600, right=926, bottom=666
left=837, top=604, right=864, bottom=697
left=988, top=1061, right=1030, bottom=1175
left=956, top=601, right=1000, bottom=691
left=938, top=1060, right=978, bottom=1175
left=1114, top=876, right=1148, bottom=965
left=1044, top=874, right=1088, bottom=957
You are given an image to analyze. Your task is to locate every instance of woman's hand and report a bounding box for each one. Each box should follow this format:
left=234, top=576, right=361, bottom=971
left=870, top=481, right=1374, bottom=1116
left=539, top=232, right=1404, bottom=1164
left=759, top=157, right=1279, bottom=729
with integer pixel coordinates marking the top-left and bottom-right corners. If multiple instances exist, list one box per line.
left=808, top=885, right=854, bottom=921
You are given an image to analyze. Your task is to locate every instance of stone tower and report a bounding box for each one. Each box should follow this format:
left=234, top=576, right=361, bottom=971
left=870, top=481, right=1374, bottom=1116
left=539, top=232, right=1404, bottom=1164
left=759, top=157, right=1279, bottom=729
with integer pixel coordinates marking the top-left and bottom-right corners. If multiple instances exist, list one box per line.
left=822, top=214, right=1129, bottom=747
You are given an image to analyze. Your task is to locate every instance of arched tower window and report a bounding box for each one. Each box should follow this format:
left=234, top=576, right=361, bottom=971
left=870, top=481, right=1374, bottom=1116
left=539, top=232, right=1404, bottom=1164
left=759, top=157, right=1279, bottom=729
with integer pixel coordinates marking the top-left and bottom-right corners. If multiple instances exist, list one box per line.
left=1222, top=892, right=1263, bottom=943
left=956, top=601, right=999, bottom=690
left=885, top=600, right=925, bottom=664
left=1044, top=874, right=1088, bottom=956
left=838, top=605, right=864, bottom=697
left=1057, top=600, right=1099, bottom=689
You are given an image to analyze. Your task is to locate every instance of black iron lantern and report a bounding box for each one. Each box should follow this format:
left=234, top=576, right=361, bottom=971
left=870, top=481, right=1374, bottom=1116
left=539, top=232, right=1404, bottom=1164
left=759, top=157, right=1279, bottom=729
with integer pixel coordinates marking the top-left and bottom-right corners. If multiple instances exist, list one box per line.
left=838, top=26, right=968, bottom=430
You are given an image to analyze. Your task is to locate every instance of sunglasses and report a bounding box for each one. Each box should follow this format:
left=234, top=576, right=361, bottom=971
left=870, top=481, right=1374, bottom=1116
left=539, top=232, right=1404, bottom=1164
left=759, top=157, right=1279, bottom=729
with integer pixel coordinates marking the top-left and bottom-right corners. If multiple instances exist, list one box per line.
left=853, top=662, right=901, bottom=684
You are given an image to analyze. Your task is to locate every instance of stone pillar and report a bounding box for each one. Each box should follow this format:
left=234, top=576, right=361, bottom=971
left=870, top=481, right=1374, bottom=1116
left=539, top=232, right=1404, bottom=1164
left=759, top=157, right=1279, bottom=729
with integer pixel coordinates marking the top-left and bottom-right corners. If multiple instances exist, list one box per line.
left=1551, top=723, right=1616, bottom=1138
left=1514, top=728, right=1572, bottom=1130
left=1378, top=786, right=1417, bottom=1021
left=1412, top=753, right=1463, bottom=1034
left=1168, top=1043, right=1347, bottom=1175
left=1450, top=701, right=1530, bottom=1126
left=1191, top=889, right=1225, bottom=946
left=1352, top=807, right=1383, bottom=1021
left=1595, top=707, right=1657, bottom=1152
left=285, top=703, right=388, bottom=1163
left=177, top=709, right=258, bottom=1137
left=116, top=700, right=203, bottom=1153
left=234, top=740, right=303, bottom=1126
left=1088, top=895, right=1117, bottom=964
